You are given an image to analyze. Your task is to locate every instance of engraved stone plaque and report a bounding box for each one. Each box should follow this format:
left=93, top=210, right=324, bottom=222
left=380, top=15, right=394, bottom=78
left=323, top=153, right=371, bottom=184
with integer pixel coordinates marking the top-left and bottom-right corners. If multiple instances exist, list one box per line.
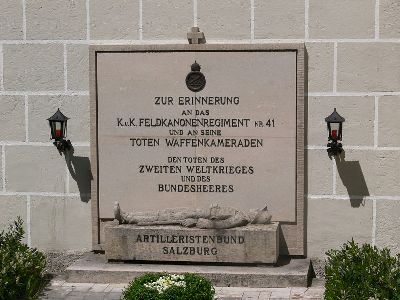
left=90, top=44, right=305, bottom=255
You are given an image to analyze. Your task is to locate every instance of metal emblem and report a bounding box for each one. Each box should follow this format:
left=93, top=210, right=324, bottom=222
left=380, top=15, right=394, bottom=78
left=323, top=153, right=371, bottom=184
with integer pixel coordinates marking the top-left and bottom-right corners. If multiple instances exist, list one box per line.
left=185, top=61, right=206, bottom=92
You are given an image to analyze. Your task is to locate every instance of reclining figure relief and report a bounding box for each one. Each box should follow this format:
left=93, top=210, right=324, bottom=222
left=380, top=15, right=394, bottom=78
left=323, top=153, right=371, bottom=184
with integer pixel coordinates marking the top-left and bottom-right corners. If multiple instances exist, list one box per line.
left=113, top=202, right=272, bottom=229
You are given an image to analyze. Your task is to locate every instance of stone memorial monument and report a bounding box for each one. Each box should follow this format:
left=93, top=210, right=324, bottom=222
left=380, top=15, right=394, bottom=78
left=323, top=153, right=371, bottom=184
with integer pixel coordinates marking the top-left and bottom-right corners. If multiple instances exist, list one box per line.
left=89, top=43, right=305, bottom=265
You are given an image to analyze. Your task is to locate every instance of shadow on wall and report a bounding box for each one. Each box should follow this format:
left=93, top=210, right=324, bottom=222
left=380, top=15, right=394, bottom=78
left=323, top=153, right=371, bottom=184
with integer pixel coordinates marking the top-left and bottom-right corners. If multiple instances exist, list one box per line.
left=334, top=150, right=369, bottom=208
left=65, top=147, right=93, bottom=203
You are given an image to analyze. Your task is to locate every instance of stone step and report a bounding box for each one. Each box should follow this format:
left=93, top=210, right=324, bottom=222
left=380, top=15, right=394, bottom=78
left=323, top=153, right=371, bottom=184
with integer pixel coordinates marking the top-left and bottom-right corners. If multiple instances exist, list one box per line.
left=65, top=253, right=313, bottom=288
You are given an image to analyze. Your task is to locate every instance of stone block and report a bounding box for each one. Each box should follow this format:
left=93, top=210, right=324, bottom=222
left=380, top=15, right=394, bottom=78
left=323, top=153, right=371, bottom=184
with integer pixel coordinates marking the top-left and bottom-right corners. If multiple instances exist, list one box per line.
left=376, top=200, right=400, bottom=254
left=67, top=147, right=92, bottom=203
left=3, top=44, right=64, bottom=91
left=198, top=0, right=250, bottom=39
left=255, top=0, right=304, bottom=39
left=0, top=196, right=27, bottom=243
left=105, top=223, right=279, bottom=264
left=307, top=149, right=332, bottom=195
left=143, top=0, right=192, bottom=40
left=0, top=96, right=25, bottom=141
left=306, top=43, right=334, bottom=93
left=30, top=196, right=91, bottom=250
left=378, top=96, right=400, bottom=147
left=29, top=95, right=89, bottom=142
left=380, top=0, right=400, bottom=38
left=337, top=43, right=400, bottom=92
left=6, top=146, right=67, bottom=193
left=0, top=0, right=23, bottom=39
left=308, top=96, right=374, bottom=146
left=67, top=45, right=89, bottom=91
left=90, top=0, right=139, bottom=40
left=307, top=198, right=372, bottom=257
left=26, top=0, right=86, bottom=40
left=309, top=0, right=375, bottom=38
left=335, top=150, right=400, bottom=197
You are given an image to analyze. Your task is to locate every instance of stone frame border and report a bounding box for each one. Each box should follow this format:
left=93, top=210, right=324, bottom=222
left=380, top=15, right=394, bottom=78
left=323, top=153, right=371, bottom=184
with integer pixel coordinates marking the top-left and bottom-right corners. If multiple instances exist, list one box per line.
left=89, top=44, right=305, bottom=256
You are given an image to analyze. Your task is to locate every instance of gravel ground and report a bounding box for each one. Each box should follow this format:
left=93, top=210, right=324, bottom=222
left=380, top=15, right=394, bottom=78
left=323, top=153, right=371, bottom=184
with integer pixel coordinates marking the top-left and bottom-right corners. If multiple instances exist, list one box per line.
left=44, top=251, right=88, bottom=275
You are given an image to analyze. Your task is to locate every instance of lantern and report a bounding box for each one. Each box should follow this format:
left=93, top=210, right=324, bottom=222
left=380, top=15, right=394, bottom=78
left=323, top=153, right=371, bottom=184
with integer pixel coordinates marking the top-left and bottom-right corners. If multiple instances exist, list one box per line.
left=325, top=108, right=345, bottom=155
left=47, top=109, right=71, bottom=151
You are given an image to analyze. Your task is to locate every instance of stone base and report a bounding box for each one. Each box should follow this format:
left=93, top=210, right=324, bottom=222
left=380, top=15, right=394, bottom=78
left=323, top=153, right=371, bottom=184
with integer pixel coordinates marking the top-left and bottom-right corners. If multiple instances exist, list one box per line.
left=65, top=253, right=313, bottom=288
left=104, top=223, right=279, bottom=264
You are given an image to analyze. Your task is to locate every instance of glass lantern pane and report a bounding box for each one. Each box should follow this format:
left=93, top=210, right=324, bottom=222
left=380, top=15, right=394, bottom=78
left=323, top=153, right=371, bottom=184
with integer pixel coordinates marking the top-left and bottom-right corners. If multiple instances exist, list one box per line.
left=330, top=122, right=340, bottom=140
left=55, top=122, right=62, bottom=138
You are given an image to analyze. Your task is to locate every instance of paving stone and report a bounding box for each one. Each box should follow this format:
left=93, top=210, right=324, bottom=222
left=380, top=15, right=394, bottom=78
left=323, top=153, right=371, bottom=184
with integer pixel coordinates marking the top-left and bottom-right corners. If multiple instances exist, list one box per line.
left=89, top=284, right=110, bottom=293
left=258, top=291, right=272, bottom=300
left=242, top=290, right=260, bottom=299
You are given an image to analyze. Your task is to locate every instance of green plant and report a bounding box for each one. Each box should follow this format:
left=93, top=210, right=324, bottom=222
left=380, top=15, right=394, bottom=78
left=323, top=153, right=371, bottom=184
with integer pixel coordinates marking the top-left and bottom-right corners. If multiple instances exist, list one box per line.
left=122, top=272, right=215, bottom=300
left=325, top=239, right=400, bottom=300
left=0, top=217, right=46, bottom=300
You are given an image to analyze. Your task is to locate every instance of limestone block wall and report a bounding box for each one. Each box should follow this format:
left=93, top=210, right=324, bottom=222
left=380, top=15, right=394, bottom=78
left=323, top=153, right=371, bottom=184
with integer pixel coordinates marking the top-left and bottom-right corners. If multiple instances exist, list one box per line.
left=0, top=0, right=399, bottom=257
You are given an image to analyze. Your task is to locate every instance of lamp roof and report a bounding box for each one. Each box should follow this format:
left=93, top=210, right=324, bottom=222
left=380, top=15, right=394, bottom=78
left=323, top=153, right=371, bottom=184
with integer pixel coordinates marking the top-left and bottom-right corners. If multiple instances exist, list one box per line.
left=325, top=108, right=345, bottom=123
left=47, top=108, right=69, bottom=122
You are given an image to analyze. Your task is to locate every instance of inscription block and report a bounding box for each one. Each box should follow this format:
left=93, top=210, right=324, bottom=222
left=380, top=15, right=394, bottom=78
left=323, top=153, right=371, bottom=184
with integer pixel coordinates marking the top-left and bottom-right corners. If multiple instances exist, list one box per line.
left=104, top=223, right=279, bottom=264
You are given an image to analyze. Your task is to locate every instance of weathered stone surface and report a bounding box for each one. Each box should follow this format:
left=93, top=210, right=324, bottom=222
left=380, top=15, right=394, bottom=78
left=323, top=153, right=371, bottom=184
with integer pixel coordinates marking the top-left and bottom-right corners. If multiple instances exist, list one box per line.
left=67, top=45, right=89, bottom=91
left=0, top=196, right=27, bottom=243
left=143, top=0, right=192, bottom=40
left=380, top=0, right=400, bottom=38
left=30, top=196, right=91, bottom=250
left=0, top=96, right=25, bottom=141
left=90, top=0, right=139, bottom=40
left=67, top=253, right=311, bottom=287
left=335, top=150, right=400, bottom=196
left=6, top=146, right=66, bottom=192
left=198, top=0, right=250, bottom=39
left=0, top=0, right=23, bottom=39
left=309, top=0, right=375, bottom=38
left=307, top=198, right=373, bottom=257
left=307, top=150, right=332, bottom=195
left=306, top=43, right=334, bottom=93
left=3, top=44, right=64, bottom=91
left=29, top=95, right=89, bottom=142
left=255, top=0, right=304, bottom=39
left=337, top=43, right=400, bottom=92
left=105, top=223, right=279, bottom=264
left=26, top=0, right=86, bottom=40
left=376, top=200, right=400, bottom=254
left=378, top=96, right=400, bottom=147
left=308, top=96, right=374, bottom=146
